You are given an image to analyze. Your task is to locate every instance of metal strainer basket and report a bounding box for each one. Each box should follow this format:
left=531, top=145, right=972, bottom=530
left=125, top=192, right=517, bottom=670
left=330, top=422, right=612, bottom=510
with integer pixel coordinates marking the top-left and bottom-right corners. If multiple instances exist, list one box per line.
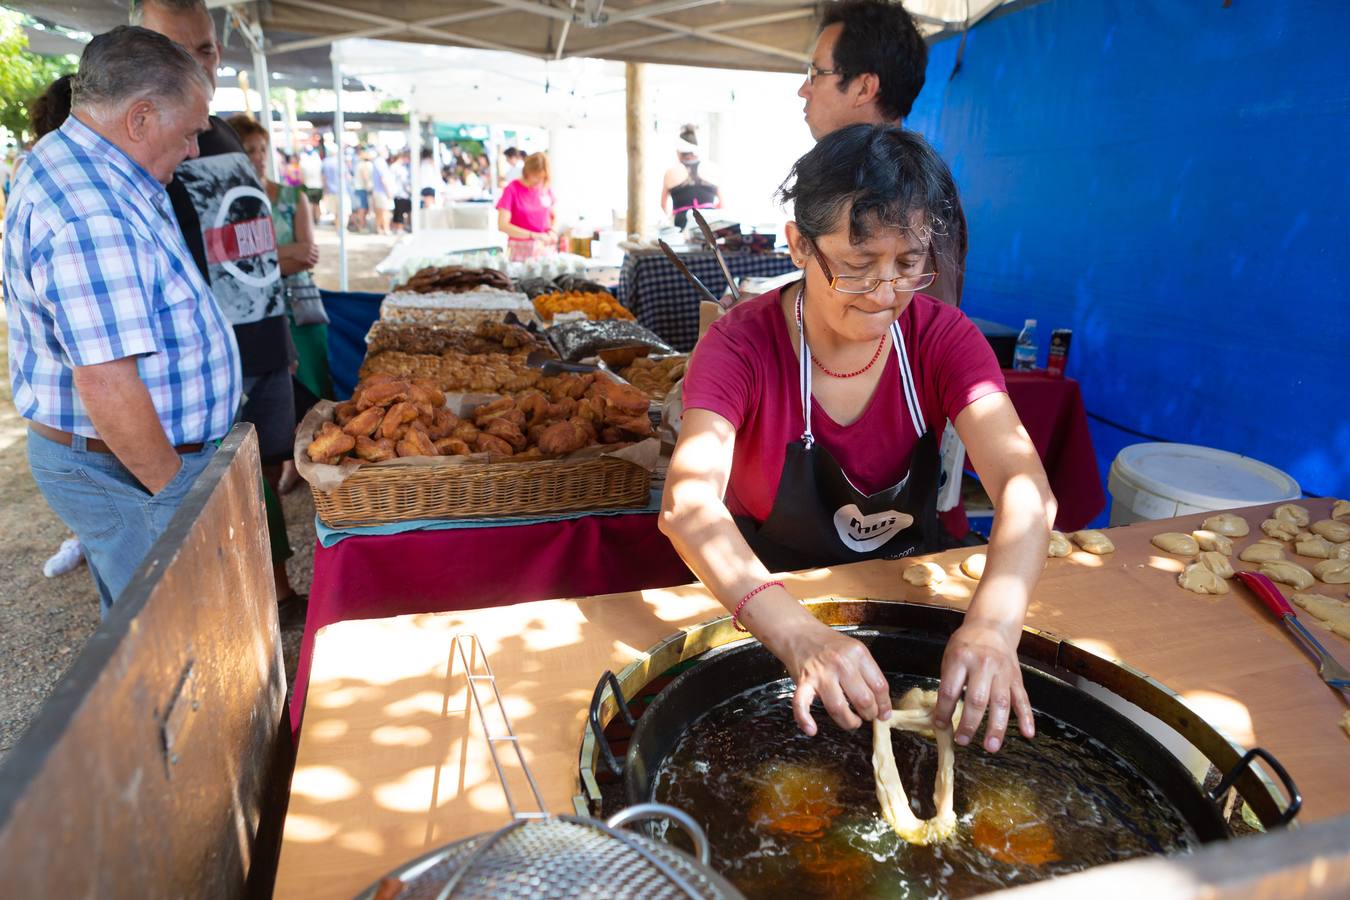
left=355, top=635, right=741, bottom=900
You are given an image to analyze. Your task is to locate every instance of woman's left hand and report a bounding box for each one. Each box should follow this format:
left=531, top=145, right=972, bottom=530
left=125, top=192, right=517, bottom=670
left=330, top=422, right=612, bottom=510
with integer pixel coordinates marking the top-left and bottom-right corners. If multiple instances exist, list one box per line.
left=932, top=618, right=1035, bottom=753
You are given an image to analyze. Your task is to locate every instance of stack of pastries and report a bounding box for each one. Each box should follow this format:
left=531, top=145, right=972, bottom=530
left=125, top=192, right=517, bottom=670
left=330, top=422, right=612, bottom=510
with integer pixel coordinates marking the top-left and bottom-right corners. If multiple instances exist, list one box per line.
left=306, top=372, right=653, bottom=464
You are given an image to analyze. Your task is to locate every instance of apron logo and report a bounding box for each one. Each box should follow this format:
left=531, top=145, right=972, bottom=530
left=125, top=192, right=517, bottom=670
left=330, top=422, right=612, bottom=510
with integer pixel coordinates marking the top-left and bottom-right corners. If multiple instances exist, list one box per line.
left=833, top=504, right=913, bottom=553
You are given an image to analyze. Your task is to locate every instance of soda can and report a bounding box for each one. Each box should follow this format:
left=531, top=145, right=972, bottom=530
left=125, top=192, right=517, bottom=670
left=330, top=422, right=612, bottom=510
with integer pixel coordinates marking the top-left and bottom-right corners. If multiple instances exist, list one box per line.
left=1047, top=329, right=1072, bottom=377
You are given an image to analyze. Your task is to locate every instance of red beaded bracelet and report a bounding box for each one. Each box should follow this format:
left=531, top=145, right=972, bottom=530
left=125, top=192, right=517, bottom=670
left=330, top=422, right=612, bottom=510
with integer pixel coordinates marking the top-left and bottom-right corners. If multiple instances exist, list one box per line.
left=732, top=581, right=784, bottom=632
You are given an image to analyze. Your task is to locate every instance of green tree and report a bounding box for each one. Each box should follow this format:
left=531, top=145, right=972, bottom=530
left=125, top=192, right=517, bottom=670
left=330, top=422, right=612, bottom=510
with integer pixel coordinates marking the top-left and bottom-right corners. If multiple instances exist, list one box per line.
left=0, top=11, right=78, bottom=142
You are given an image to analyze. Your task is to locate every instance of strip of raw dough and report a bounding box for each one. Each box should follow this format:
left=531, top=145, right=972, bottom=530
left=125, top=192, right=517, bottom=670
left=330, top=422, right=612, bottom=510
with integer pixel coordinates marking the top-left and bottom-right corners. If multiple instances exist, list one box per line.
left=1192, top=530, right=1234, bottom=555
left=1201, top=513, right=1249, bottom=537
left=1312, top=519, right=1350, bottom=543
left=1273, top=503, right=1310, bottom=527
left=1047, top=531, right=1073, bottom=558
left=1341, top=711, right=1350, bottom=740
left=1313, top=559, right=1350, bottom=585
left=1072, top=529, right=1115, bottom=555
left=903, top=562, right=946, bottom=586
left=1333, top=500, right=1350, bottom=522
left=1152, top=532, right=1199, bottom=556
left=1295, top=534, right=1338, bottom=559
left=1291, top=593, right=1350, bottom=640
left=1260, top=560, right=1315, bottom=591
left=1261, top=518, right=1299, bottom=541
left=1238, top=542, right=1285, bottom=564
left=873, top=688, right=963, bottom=846
left=960, top=553, right=987, bottom=580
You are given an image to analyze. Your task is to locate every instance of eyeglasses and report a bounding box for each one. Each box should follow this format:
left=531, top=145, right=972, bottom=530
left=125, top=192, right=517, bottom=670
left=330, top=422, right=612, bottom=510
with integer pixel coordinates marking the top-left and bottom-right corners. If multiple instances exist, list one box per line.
left=805, top=63, right=847, bottom=83
left=808, top=238, right=937, bottom=295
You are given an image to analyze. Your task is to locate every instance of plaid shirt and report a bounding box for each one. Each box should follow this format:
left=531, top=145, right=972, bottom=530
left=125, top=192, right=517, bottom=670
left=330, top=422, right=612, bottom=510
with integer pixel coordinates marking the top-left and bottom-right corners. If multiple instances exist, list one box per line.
left=3, top=116, right=241, bottom=445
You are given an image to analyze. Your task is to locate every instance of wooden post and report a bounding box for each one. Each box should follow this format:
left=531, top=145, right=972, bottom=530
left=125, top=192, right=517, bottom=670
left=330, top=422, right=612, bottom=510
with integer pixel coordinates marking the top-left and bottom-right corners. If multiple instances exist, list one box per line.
left=625, top=61, right=647, bottom=238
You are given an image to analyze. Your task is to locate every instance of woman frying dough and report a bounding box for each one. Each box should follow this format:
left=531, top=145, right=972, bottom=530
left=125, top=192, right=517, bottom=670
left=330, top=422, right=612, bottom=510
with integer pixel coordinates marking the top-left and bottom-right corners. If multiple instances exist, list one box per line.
left=661, top=126, right=1055, bottom=753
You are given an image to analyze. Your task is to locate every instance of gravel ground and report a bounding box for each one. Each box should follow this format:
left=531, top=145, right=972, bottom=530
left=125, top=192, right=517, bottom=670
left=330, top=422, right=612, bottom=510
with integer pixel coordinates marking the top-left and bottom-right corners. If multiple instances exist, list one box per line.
left=0, top=226, right=397, bottom=765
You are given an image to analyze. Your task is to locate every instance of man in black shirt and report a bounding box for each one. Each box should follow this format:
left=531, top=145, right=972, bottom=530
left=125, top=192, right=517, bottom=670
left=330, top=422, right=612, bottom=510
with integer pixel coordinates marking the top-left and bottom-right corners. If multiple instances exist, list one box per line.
left=134, top=0, right=301, bottom=615
left=798, top=0, right=967, bottom=309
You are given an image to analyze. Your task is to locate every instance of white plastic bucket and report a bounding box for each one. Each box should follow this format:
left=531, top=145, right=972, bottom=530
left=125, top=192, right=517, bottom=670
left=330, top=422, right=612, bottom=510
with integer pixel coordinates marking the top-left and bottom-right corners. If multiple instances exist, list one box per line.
left=1107, top=442, right=1301, bottom=526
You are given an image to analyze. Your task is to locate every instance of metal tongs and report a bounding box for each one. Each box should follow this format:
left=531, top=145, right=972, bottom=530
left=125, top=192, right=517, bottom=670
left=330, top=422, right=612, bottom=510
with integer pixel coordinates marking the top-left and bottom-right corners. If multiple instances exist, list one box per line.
left=1236, top=570, right=1350, bottom=690
left=656, top=208, right=742, bottom=311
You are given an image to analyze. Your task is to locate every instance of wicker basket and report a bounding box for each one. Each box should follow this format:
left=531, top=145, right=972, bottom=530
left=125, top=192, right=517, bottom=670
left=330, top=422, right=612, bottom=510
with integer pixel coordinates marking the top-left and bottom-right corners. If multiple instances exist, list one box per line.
left=309, top=454, right=651, bottom=527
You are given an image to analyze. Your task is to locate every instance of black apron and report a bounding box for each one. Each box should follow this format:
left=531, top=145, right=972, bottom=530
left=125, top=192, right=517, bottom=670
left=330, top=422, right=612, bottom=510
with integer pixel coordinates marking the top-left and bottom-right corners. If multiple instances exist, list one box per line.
left=735, top=289, right=956, bottom=572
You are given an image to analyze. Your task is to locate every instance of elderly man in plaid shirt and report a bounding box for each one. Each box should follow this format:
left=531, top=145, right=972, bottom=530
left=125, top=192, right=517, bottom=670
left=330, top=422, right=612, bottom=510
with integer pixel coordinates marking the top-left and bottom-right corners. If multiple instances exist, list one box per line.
left=3, top=26, right=241, bottom=615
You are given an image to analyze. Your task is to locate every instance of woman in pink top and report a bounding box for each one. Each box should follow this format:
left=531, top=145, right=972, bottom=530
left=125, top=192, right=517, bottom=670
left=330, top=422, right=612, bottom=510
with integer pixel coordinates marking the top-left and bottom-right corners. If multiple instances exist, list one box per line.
left=496, top=151, right=557, bottom=262
left=662, top=126, right=1055, bottom=754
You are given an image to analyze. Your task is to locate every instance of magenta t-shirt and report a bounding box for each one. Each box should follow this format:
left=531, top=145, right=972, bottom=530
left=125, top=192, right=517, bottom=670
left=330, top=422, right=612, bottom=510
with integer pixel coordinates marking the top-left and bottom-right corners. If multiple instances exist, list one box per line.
left=682, top=286, right=1007, bottom=524
left=496, top=180, right=554, bottom=234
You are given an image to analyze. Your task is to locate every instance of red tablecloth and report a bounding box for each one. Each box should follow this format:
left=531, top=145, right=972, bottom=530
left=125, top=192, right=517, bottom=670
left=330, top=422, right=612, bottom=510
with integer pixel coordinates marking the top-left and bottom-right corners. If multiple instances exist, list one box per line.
left=1001, top=370, right=1105, bottom=531
left=293, top=513, right=691, bottom=732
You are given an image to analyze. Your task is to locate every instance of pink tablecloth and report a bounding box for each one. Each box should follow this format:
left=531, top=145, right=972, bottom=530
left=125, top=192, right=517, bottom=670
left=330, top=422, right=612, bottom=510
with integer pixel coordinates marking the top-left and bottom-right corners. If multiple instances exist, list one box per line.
left=292, top=513, right=691, bottom=732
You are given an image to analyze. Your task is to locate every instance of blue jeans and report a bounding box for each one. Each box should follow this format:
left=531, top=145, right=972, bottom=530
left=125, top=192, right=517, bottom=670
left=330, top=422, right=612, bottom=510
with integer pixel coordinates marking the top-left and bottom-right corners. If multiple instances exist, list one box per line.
left=27, top=430, right=216, bottom=616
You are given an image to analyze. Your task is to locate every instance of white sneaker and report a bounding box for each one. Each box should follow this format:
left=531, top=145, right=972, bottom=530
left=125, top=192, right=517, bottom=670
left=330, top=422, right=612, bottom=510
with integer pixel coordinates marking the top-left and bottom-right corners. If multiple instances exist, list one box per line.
left=43, top=538, right=85, bottom=578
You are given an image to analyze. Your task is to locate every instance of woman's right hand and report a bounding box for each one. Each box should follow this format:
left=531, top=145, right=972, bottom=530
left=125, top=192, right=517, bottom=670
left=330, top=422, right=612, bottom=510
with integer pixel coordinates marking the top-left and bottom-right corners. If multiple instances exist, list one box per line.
left=774, top=620, right=893, bottom=736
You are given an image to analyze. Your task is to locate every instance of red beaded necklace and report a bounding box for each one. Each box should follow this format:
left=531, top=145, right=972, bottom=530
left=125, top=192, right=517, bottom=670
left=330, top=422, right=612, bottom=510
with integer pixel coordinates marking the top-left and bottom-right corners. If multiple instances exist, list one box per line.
left=812, top=335, right=887, bottom=378
left=797, top=283, right=888, bottom=379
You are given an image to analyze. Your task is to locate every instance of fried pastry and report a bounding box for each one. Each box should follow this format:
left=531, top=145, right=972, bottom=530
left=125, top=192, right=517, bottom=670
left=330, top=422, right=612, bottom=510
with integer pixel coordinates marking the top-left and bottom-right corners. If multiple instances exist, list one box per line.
left=342, top=406, right=384, bottom=437
left=334, top=399, right=360, bottom=426
left=408, top=380, right=446, bottom=408
left=396, top=428, right=438, bottom=458
left=307, top=422, right=355, bottom=462
left=473, top=432, right=514, bottom=456
left=484, top=416, right=528, bottom=450
left=380, top=401, right=420, bottom=439
left=427, top=407, right=459, bottom=440
left=357, top=380, right=410, bottom=410
left=434, top=437, right=472, bottom=456
left=353, top=435, right=396, bottom=462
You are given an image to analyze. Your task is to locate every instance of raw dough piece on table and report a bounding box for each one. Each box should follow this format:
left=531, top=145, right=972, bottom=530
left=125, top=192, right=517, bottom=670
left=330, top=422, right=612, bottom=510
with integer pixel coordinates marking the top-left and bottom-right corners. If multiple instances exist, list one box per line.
left=1311, top=519, right=1350, bottom=543
left=1047, top=531, right=1073, bottom=558
left=1197, top=551, right=1234, bottom=579
left=1178, top=563, right=1229, bottom=595
left=1312, top=559, right=1350, bottom=585
left=1273, top=503, right=1310, bottom=527
left=960, top=553, right=987, bottom=580
left=1239, top=542, right=1285, bottom=564
left=1291, top=592, right=1350, bottom=640
left=1259, top=560, right=1315, bottom=591
left=873, top=688, right=963, bottom=846
left=1333, top=499, right=1350, bottom=522
left=1201, top=513, right=1249, bottom=537
left=1341, top=711, right=1350, bottom=740
left=1151, top=532, right=1199, bottom=556
left=903, top=562, right=946, bottom=587
left=1295, top=535, right=1339, bottom=560
left=1261, top=518, right=1300, bottom=541
left=1192, top=530, right=1233, bottom=555
left=1072, top=529, right=1115, bottom=555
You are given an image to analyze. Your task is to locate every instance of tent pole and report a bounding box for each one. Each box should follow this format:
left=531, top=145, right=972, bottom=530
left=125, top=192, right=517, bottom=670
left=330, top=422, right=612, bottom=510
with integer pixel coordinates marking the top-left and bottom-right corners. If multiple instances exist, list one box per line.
left=409, top=109, right=422, bottom=232
left=625, top=61, right=647, bottom=238
left=251, top=46, right=278, bottom=182
left=332, top=47, right=348, bottom=292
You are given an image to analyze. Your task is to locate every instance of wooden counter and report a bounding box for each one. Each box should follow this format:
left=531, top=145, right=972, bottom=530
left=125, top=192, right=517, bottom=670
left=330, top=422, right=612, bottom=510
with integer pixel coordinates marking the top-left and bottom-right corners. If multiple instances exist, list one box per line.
left=275, top=499, right=1350, bottom=898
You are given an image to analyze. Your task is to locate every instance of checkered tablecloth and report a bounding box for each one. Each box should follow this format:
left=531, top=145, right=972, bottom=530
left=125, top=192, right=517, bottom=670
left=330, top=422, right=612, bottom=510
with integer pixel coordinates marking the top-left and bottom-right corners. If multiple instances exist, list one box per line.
left=617, top=250, right=797, bottom=351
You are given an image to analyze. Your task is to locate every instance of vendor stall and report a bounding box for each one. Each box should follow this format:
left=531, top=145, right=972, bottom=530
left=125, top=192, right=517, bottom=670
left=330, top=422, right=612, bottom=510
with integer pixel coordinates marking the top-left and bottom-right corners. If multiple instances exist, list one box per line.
left=276, top=498, right=1350, bottom=899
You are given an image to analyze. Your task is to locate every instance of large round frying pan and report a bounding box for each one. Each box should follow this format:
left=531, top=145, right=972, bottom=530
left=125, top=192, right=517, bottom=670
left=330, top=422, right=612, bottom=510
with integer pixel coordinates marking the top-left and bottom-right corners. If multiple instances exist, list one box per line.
left=622, top=627, right=1271, bottom=841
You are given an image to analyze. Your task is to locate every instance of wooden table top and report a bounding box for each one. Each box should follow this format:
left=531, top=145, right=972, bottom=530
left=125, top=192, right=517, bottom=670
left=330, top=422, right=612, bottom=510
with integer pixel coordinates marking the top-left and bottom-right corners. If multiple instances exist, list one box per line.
left=275, top=499, right=1350, bottom=899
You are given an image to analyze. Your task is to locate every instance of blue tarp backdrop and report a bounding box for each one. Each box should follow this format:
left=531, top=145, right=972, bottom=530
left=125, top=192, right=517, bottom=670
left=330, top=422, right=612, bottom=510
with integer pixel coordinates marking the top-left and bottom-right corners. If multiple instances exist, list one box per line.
left=908, top=0, right=1350, bottom=516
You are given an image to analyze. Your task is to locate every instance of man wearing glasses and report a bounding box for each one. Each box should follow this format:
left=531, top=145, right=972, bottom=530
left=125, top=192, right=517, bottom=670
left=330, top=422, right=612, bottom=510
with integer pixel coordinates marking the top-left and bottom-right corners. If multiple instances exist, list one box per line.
left=798, top=0, right=967, bottom=308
